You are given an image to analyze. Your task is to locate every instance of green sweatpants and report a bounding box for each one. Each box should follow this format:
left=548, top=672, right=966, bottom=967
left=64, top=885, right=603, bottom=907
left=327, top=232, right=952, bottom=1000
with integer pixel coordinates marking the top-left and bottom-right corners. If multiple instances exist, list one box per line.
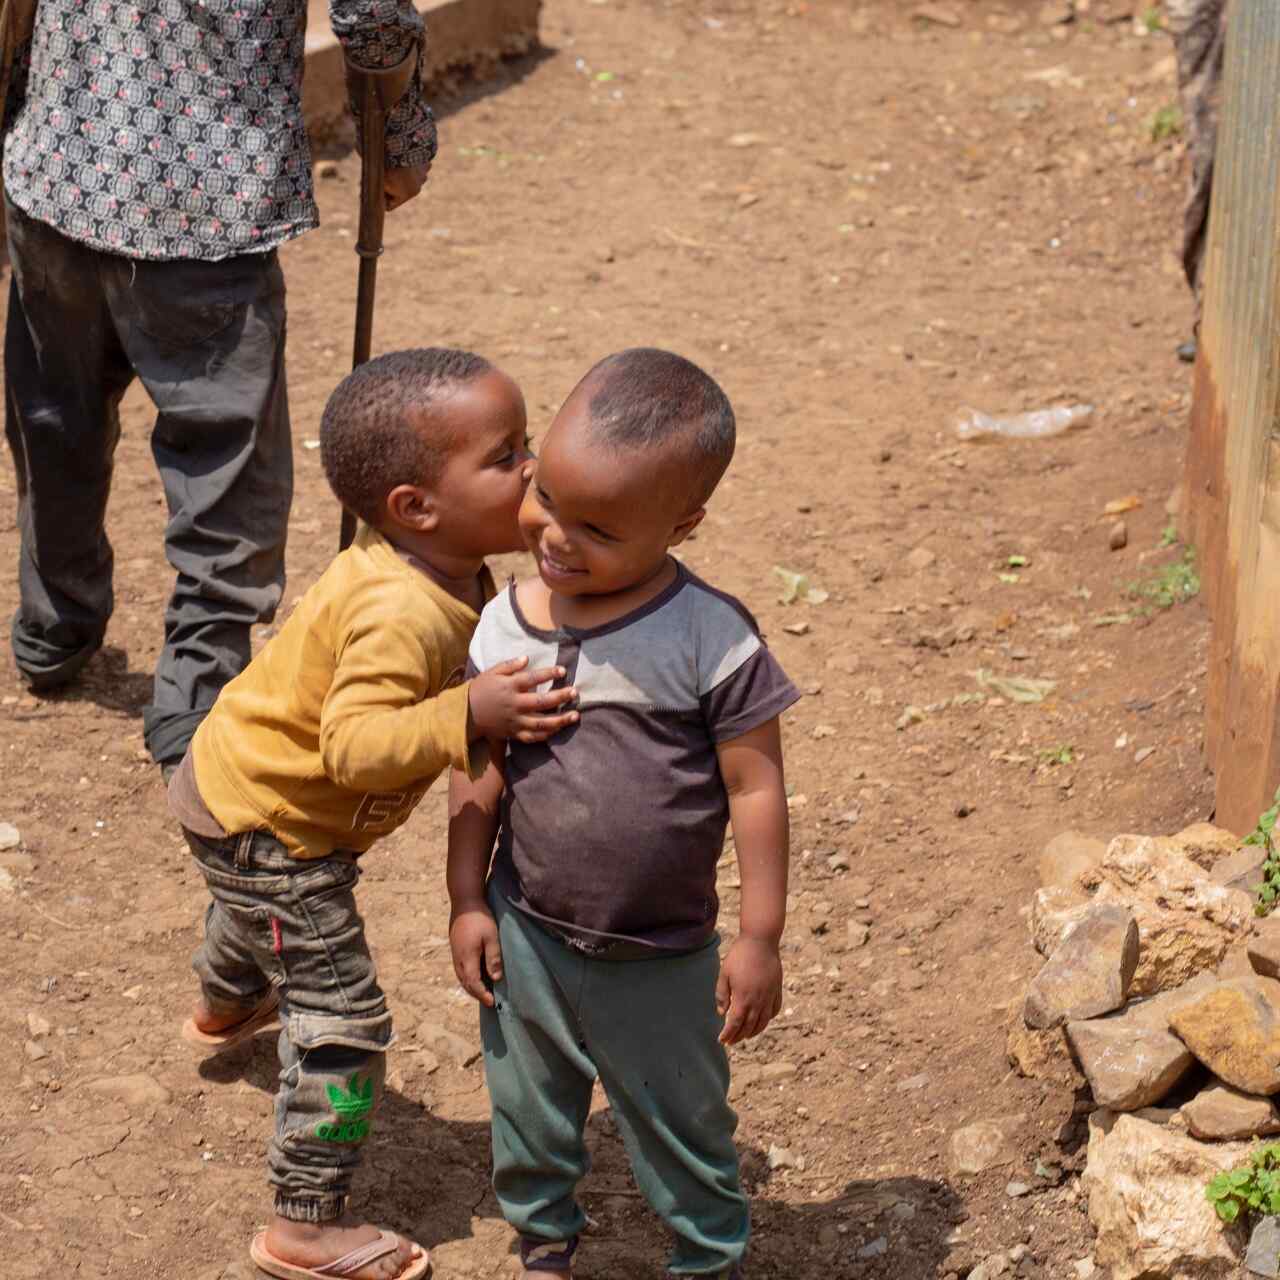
left=479, top=890, right=749, bottom=1276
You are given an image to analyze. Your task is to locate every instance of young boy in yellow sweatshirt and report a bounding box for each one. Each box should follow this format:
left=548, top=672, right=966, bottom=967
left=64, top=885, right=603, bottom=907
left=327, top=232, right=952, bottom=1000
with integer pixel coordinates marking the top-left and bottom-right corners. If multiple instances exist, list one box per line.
left=167, top=349, right=579, bottom=1280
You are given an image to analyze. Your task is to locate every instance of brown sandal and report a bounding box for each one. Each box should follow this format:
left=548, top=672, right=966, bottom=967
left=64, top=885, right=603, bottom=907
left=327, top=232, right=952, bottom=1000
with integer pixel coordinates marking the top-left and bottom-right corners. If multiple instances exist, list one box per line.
left=181, top=988, right=280, bottom=1054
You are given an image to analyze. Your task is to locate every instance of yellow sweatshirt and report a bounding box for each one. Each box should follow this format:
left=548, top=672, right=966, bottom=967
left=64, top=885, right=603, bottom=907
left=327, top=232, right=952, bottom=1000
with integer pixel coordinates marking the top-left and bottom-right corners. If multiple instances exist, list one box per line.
left=191, top=525, right=491, bottom=858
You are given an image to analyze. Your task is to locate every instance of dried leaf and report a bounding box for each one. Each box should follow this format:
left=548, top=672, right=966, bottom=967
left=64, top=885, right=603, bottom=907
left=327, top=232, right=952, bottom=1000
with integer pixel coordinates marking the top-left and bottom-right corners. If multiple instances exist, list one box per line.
left=972, top=668, right=1057, bottom=703
left=1102, top=494, right=1143, bottom=517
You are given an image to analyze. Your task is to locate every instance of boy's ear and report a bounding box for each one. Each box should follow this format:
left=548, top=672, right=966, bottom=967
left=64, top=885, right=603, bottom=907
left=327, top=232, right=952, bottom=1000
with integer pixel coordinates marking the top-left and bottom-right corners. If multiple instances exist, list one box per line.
left=668, top=507, right=706, bottom=548
left=385, top=483, right=439, bottom=534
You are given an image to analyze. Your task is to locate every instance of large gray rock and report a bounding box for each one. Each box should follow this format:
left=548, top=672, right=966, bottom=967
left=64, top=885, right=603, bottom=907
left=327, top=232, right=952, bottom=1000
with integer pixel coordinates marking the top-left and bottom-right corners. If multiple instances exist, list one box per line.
left=1065, top=974, right=1215, bottom=1111
left=1247, top=1216, right=1280, bottom=1278
left=1083, top=835, right=1255, bottom=995
left=1169, top=976, right=1280, bottom=1095
left=1182, top=1081, right=1280, bottom=1142
left=1082, top=1111, right=1249, bottom=1279
left=1024, top=904, right=1139, bottom=1030
left=1250, top=917, right=1280, bottom=981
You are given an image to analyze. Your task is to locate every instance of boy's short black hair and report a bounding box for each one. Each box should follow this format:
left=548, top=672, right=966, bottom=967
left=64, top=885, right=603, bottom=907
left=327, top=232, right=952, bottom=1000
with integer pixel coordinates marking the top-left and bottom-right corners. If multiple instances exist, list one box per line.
left=320, top=347, right=493, bottom=525
left=581, top=348, right=735, bottom=507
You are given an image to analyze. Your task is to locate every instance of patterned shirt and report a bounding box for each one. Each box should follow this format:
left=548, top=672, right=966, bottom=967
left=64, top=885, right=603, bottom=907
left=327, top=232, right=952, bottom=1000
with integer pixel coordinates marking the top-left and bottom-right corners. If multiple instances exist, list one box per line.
left=2, top=0, right=437, bottom=261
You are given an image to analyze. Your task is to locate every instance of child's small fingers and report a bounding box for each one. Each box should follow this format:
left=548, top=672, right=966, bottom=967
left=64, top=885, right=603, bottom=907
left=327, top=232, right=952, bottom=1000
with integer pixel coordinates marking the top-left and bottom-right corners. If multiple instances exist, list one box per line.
left=515, top=665, right=566, bottom=690
left=492, top=656, right=531, bottom=676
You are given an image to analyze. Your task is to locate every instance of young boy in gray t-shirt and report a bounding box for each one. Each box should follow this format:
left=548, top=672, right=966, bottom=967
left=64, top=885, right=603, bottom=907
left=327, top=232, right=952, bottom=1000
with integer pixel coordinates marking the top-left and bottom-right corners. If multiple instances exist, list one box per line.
left=448, top=348, right=799, bottom=1279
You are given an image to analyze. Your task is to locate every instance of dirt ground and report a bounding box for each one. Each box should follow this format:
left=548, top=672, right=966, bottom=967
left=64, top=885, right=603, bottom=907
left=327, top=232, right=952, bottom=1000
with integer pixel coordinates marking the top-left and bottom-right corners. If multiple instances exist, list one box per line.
left=0, top=1, right=1225, bottom=1276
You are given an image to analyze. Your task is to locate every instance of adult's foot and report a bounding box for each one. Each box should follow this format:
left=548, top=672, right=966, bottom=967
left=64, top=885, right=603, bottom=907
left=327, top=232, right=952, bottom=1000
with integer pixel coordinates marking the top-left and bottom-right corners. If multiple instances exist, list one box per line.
left=264, top=1214, right=424, bottom=1279
left=1176, top=337, right=1197, bottom=364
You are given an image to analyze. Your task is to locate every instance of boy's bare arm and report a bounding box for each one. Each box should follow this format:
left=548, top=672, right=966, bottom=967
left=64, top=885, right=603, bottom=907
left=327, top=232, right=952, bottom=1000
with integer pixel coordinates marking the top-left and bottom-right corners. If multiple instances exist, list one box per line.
left=447, top=761, right=506, bottom=1007
left=715, top=717, right=789, bottom=1046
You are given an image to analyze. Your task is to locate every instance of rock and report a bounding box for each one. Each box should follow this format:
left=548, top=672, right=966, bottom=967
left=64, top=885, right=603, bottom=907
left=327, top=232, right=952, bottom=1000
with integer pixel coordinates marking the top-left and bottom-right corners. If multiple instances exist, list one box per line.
left=767, top=1143, right=802, bottom=1170
left=760, top=1061, right=798, bottom=1080
left=856, top=1237, right=888, bottom=1259
left=1039, top=830, right=1107, bottom=891
left=0, top=866, right=13, bottom=893
left=1066, top=975, right=1215, bottom=1111
left=1247, top=1216, right=1280, bottom=1278
left=1169, top=977, right=1280, bottom=1094
left=26, top=1012, right=50, bottom=1037
left=1023, top=904, right=1139, bottom=1029
left=0, top=852, right=35, bottom=876
left=23, top=1040, right=47, bottom=1061
left=970, top=1255, right=1010, bottom=1280
left=1030, top=885, right=1095, bottom=955
left=1108, top=521, right=1128, bottom=551
left=0, top=822, right=20, bottom=850
left=1006, top=1181, right=1032, bottom=1197
left=415, top=1021, right=481, bottom=1069
left=1084, top=835, right=1254, bottom=995
left=897, top=1072, right=930, bottom=1092
left=905, top=546, right=936, bottom=572
left=1171, top=823, right=1244, bottom=871
left=1006, top=1012, right=1082, bottom=1086
left=1182, top=1082, right=1280, bottom=1141
left=913, top=2, right=961, bottom=25
left=1083, top=1111, right=1249, bottom=1279
left=85, top=1074, right=172, bottom=1109
left=1073, top=1261, right=1096, bottom=1280
left=846, top=921, right=870, bottom=948
left=949, top=1115, right=1025, bottom=1175
left=1251, top=919, right=1280, bottom=980
left=1211, top=845, right=1267, bottom=896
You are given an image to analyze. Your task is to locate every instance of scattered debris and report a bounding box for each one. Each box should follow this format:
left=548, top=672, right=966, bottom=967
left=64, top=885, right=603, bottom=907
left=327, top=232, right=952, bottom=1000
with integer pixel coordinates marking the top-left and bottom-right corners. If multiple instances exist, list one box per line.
left=1109, top=520, right=1129, bottom=551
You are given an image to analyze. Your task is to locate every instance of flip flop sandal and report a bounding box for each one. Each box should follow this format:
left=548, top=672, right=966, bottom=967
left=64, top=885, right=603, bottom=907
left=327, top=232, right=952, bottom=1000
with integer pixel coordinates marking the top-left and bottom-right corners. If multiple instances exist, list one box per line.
left=249, top=1228, right=430, bottom=1279
left=181, top=988, right=280, bottom=1054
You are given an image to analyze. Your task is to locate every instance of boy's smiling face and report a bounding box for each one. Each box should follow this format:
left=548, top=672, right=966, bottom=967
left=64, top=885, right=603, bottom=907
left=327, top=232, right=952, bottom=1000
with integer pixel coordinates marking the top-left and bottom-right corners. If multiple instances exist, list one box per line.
left=519, top=383, right=704, bottom=599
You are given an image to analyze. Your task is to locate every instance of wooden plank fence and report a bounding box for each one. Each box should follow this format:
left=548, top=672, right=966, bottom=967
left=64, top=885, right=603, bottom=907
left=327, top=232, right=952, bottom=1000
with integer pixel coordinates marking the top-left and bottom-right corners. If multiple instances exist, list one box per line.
left=1183, top=0, right=1280, bottom=833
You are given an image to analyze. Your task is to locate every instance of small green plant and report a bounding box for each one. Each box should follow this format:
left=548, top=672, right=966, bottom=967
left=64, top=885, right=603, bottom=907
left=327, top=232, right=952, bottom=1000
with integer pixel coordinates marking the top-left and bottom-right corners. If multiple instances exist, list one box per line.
left=1160, top=519, right=1178, bottom=548
left=1142, top=5, right=1164, bottom=32
left=1246, top=784, right=1280, bottom=917
left=1150, top=103, right=1182, bottom=142
left=1129, top=547, right=1200, bottom=610
left=1207, top=1143, right=1280, bottom=1223
left=1038, top=745, right=1075, bottom=767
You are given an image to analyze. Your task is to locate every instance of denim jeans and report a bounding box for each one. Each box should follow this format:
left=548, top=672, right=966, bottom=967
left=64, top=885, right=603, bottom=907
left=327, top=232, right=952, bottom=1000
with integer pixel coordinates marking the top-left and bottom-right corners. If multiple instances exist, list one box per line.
left=187, top=827, right=394, bottom=1223
left=3, top=194, right=292, bottom=767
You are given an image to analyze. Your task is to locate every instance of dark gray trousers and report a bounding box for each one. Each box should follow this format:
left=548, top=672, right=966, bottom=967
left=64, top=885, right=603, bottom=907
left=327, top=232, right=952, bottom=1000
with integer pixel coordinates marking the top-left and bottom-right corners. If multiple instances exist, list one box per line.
left=3, top=195, right=292, bottom=765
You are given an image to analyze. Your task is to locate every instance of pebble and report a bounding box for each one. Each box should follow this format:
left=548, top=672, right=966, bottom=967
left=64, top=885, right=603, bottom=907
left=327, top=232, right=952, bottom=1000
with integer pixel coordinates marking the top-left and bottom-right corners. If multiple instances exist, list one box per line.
left=1108, top=520, right=1128, bottom=551
left=846, top=922, right=870, bottom=948
left=0, top=867, right=14, bottom=894
left=1006, top=1180, right=1032, bottom=1198
left=26, top=1012, right=50, bottom=1037
left=856, top=1237, right=888, bottom=1259
left=1134, top=746, right=1156, bottom=764
left=1009, top=1244, right=1029, bottom=1263
left=23, top=1040, right=48, bottom=1061
left=760, top=1061, right=798, bottom=1081
left=897, top=1072, right=930, bottom=1092
left=766, top=1143, right=802, bottom=1170
left=86, top=1073, right=172, bottom=1109
left=784, top=622, right=811, bottom=637
left=905, top=546, right=937, bottom=572
left=0, top=822, right=20, bottom=850
left=1073, top=1260, right=1096, bottom=1280
left=827, top=852, right=851, bottom=872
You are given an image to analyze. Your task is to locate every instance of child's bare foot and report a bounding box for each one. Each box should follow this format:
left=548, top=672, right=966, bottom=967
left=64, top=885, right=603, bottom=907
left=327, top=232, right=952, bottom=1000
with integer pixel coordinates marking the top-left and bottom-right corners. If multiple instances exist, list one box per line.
left=190, top=994, right=256, bottom=1035
left=182, top=989, right=280, bottom=1054
left=263, top=1214, right=425, bottom=1279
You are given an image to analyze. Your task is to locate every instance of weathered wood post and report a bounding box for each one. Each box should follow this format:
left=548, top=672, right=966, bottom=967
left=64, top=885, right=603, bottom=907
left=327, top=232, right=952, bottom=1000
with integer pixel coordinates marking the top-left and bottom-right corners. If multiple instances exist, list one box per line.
left=1183, top=0, right=1280, bottom=833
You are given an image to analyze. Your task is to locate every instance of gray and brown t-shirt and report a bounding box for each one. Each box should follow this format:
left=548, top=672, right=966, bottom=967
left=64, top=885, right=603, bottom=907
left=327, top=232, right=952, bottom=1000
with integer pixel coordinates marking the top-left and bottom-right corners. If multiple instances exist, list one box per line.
left=468, top=563, right=800, bottom=955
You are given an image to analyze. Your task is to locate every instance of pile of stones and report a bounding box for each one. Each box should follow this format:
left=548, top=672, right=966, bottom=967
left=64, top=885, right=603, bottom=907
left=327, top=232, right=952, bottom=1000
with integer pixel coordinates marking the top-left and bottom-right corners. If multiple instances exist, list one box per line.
left=1010, top=824, right=1280, bottom=1279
